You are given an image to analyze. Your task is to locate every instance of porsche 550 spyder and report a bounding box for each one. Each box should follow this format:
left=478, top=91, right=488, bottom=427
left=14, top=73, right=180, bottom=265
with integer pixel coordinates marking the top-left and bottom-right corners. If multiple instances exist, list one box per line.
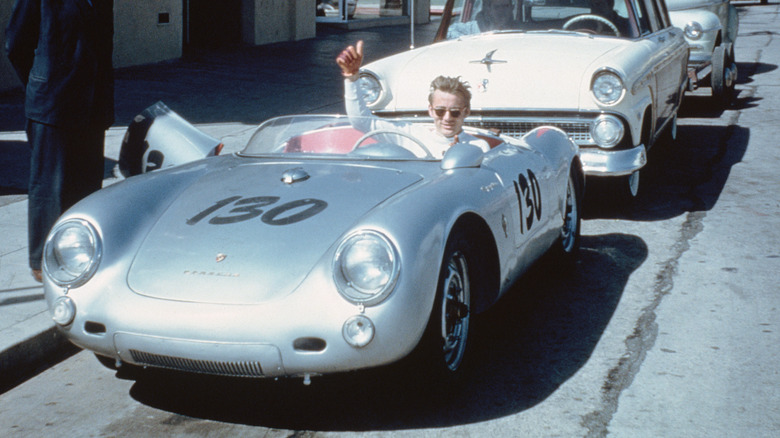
left=44, top=114, right=583, bottom=383
left=357, top=0, right=690, bottom=199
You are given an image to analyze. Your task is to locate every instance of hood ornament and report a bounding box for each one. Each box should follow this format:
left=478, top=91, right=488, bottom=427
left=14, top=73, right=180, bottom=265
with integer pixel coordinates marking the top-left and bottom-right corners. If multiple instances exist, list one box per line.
left=281, top=167, right=310, bottom=184
left=469, top=49, right=507, bottom=73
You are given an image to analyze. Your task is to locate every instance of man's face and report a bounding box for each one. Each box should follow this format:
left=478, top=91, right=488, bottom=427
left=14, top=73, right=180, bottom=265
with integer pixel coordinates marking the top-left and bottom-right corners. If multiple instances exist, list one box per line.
left=485, top=0, right=514, bottom=28
left=428, top=90, right=470, bottom=138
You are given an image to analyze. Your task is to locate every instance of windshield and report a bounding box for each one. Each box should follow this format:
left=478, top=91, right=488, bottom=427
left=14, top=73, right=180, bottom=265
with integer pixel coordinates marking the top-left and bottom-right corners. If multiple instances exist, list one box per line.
left=443, top=0, right=648, bottom=40
left=241, top=115, right=491, bottom=160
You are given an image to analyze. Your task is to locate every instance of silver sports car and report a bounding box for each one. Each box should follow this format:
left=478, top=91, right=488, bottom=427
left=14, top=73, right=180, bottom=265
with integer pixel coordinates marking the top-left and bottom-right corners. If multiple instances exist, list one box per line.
left=43, top=114, right=583, bottom=384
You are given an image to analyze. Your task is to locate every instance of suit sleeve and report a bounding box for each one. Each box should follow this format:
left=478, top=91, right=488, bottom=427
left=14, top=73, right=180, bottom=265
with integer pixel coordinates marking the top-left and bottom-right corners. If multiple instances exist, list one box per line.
left=4, top=0, right=41, bottom=86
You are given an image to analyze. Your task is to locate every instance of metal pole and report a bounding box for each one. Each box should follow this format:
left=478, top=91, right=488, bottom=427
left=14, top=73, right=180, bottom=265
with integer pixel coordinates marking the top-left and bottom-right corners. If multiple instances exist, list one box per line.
left=410, top=0, right=415, bottom=49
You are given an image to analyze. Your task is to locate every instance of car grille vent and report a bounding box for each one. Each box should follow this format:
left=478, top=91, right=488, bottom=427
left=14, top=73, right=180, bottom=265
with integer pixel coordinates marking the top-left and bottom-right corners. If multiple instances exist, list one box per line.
left=464, top=120, right=592, bottom=143
left=129, top=349, right=264, bottom=377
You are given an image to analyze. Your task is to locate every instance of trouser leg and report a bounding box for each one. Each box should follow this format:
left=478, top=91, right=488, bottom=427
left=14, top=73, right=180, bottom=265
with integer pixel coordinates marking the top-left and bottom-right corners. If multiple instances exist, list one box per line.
left=27, top=121, right=105, bottom=270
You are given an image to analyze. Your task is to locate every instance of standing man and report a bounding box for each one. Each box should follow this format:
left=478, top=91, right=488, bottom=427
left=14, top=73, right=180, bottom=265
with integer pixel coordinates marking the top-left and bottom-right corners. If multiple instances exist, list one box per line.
left=5, top=0, right=115, bottom=282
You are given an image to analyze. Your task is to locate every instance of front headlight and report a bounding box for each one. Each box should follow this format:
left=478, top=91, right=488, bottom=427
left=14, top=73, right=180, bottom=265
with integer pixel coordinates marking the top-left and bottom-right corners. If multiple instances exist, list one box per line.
left=592, top=71, right=625, bottom=105
left=334, top=230, right=399, bottom=306
left=590, top=115, right=624, bottom=148
left=684, top=21, right=703, bottom=40
left=43, top=219, right=101, bottom=287
left=357, top=73, right=383, bottom=107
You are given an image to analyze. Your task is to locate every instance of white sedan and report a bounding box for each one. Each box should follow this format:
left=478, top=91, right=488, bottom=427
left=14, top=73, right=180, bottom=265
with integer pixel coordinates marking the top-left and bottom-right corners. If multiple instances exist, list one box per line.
left=357, top=0, right=690, bottom=199
left=667, top=0, right=739, bottom=105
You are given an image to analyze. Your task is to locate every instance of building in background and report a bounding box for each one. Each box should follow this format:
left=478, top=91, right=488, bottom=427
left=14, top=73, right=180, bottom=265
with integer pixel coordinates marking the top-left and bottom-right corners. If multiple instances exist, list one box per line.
left=1, top=0, right=430, bottom=93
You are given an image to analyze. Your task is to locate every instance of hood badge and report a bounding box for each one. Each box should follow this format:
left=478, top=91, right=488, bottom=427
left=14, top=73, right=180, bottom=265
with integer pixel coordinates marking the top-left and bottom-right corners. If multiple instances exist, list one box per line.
left=216, top=253, right=227, bottom=263
left=469, top=49, right=507, bottom=73
left=282, top=167, right=310, bottom=184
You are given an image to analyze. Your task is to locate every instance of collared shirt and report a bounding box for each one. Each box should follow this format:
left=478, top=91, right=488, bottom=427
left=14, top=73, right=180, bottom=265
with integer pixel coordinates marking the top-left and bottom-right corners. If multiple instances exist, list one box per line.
left=344, top=79, right=489, bottom=158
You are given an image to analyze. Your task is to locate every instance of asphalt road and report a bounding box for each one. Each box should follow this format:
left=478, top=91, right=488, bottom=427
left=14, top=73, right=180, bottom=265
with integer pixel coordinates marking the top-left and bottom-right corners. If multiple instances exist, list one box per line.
left=1, top=3, right=778, bottom=437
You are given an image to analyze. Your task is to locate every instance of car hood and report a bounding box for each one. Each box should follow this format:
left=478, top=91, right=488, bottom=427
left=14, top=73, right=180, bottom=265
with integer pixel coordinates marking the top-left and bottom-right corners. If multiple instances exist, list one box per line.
left=127, top=160, right=422, bottom=304
left=368, top=33, right=630, bottom=111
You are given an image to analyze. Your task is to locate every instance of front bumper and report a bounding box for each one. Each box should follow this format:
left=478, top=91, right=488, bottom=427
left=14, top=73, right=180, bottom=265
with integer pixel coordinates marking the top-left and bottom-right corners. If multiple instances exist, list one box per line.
left=579, top=144, right=647, bottom=177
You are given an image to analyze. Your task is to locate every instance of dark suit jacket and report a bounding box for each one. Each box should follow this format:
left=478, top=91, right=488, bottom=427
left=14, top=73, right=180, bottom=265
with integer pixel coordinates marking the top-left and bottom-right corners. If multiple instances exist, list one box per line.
left=5, top=0, right=114, bottom=130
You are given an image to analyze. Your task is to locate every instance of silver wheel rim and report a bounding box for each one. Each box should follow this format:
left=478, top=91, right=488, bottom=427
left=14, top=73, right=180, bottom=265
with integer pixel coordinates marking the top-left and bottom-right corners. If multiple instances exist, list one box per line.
left=440, top=251, right=470, bottom=372
left=561, top=175, right=578, bottom=252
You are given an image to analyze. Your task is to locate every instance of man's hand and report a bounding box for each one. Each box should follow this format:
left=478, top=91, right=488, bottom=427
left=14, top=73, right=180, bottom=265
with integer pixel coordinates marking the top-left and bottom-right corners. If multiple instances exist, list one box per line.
left=336, top=40, right=364, bottom=80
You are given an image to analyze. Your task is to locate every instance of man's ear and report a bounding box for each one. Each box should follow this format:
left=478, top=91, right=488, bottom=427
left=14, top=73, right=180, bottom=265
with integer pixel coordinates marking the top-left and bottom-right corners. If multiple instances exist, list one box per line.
left=427, top=105, right=436, bottom=118
left=463, top=107, right=471, bottom=117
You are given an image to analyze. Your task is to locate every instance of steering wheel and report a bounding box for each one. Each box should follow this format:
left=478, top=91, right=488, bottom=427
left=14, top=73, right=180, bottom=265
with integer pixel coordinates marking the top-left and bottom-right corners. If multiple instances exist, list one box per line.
left=353, top=129, right=433, bottom=158
left=563, top=14, right=621, bottom=37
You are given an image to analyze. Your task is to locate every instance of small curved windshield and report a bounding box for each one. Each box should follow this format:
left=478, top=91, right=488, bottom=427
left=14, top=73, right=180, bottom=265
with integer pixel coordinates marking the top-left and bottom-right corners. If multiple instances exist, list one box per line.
left=240, top=115, right=446, bottom=160
left=445, top=0, right=647, bottom=40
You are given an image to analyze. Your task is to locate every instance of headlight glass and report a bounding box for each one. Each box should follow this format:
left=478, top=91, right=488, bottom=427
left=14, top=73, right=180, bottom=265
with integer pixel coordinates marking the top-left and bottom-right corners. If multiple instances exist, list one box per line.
left=591, top=115, right=624, bottom=148
left=357, top=74, right=383, bottom=106
left=334, top=230, right=399, bottom=306
left=684, top=21, right=703, bottom=40
left=592, top=71, right=625, bottom=105
left=43, top=219, right=101, bottom=287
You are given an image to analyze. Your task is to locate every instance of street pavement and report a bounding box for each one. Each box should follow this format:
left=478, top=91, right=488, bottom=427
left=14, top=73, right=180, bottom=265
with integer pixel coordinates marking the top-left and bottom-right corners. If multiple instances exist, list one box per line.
left=0, top=19, right=440, bottom=390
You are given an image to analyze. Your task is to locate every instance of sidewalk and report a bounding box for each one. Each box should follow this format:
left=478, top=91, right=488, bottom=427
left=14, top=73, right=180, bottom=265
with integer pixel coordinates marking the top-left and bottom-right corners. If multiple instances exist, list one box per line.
left=0, top=20, right=439, bottom=390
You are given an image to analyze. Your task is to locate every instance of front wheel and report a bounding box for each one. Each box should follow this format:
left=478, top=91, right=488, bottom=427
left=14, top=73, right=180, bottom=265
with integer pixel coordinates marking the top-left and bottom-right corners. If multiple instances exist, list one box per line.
left=711, top=44, right=735, bottom=106
left=413, top=231, right=474, bottom=384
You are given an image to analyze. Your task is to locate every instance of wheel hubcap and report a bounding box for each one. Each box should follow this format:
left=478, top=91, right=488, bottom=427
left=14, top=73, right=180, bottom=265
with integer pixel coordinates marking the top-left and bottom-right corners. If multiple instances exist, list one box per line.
left=441, top=252, right=470, bottom=372
left=561, top=176, right=578, bottom=252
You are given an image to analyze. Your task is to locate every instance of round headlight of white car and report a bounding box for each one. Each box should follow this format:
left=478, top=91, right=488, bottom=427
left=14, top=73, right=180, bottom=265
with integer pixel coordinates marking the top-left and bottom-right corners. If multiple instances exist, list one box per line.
left=43, top=219, right=101, bottom=287
left=591, top=115, right=624, bottom=148
left=684, top=21, right=703, bottom=40
left=334, top=230, right=399, bottom=306
left=357, top=73, right=383, bottom=107
left=592, top=71, right=625, bottom=105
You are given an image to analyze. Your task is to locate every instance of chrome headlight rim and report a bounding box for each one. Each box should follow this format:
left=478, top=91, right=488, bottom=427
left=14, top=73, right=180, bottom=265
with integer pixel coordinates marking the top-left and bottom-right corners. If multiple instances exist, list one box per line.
left=591, top=69, right=626, bottom=106
left=43, top=218, right=102, bottom=288
left=590, top=114, right=625, bottom=149
left=684, top=21, right=703, bottom=40
left=333, top=229, right=400, bottom=306
left=357, top=71, right=386, bottom=107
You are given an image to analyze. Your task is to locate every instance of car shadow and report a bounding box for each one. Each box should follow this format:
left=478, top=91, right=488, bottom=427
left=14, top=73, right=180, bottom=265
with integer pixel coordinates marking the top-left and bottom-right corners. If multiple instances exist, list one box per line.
left=126, top=232, right=647, bottom=431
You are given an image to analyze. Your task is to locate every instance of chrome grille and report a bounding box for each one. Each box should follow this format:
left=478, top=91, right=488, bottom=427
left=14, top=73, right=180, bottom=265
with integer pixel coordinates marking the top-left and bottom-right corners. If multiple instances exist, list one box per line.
left=464, top=120, right=592, bottom=142
left=130, top=349, right=264, bottom=377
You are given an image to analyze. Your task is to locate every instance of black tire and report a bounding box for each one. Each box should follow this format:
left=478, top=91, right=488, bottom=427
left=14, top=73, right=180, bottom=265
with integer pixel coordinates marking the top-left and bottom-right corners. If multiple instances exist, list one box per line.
left=414, top=230, right=474, bottom=385
left=554, top=163, right=584, bottom=262
left=711, top=44, right=734, bottom=106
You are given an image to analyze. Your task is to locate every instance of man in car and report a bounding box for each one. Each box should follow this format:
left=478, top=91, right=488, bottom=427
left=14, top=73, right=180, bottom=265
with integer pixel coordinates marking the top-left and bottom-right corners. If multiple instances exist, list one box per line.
left=336, top=40, right=489, bottom=158
left=447, top=0, right=516, bottom=39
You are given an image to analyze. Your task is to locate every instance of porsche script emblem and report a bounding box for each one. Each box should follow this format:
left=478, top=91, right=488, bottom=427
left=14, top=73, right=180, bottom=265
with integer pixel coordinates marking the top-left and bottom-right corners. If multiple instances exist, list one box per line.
left=469, top=49, right=507, bottom=73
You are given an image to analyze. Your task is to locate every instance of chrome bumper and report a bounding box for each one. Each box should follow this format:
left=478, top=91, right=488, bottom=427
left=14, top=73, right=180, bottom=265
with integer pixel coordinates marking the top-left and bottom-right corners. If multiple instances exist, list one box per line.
left=580, top=144, right=647, bottom=177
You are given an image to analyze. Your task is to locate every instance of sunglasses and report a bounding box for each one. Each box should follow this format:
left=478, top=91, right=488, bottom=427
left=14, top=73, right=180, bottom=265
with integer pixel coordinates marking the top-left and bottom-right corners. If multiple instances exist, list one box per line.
left=432, top=107, right=465, bottom=118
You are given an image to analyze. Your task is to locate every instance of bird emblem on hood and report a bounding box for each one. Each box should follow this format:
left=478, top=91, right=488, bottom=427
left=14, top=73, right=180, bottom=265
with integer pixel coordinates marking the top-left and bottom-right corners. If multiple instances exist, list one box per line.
left=469, top=49, right=507, bottom=73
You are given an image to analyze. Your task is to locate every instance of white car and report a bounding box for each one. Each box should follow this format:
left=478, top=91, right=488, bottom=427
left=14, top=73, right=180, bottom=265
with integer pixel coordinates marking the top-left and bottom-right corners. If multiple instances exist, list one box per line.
left=357, top=0, right=690, bottom=198
left=667, top=0, right=739, bottom=105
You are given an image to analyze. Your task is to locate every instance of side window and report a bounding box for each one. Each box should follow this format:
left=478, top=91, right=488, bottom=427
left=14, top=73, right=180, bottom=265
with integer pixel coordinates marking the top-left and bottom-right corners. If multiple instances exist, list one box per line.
left=654, top=0, right=672, bottom=29
left=640, top=0, right=662, bottom=33
left=627, top=0, right=651, bottom=35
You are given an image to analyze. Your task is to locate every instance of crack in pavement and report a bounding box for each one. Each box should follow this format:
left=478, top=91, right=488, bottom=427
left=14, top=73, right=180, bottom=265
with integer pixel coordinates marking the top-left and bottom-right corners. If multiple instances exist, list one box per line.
left=580, top=32, right=764, bottom=437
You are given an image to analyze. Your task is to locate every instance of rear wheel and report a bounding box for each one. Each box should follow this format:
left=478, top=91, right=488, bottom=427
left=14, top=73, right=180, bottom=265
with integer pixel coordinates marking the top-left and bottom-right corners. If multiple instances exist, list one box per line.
left=555, top=164, right=583, bottom=261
